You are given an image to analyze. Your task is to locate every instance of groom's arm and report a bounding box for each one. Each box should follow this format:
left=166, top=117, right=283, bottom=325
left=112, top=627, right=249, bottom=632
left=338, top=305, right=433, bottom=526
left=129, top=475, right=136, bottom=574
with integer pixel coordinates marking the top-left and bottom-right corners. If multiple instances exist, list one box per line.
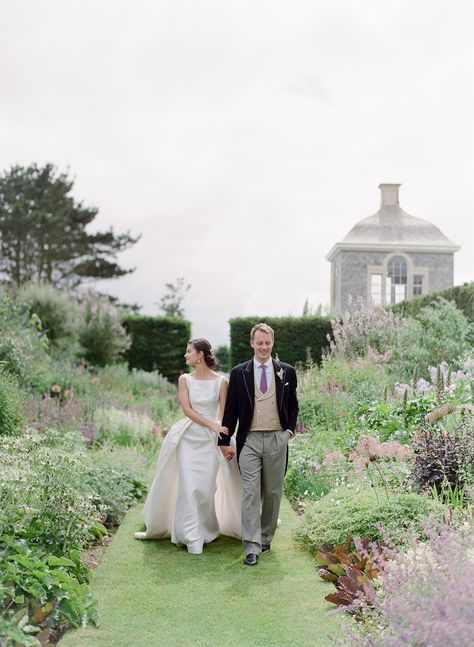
left=218, top=367, right=239, bottom=447
left=287, top=366, right=299, bottom=432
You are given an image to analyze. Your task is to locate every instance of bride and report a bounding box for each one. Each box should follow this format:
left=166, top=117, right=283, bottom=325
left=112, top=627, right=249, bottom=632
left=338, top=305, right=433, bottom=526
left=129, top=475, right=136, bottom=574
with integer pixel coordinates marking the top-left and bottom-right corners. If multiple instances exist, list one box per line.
left=134, top=338, right=242, bottom=553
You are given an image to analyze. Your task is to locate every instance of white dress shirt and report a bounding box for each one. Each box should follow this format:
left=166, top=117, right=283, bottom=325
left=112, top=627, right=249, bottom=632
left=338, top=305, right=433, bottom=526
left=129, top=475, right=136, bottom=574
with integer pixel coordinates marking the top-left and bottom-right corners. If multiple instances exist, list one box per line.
left=253, top=357, right=273, bottom=391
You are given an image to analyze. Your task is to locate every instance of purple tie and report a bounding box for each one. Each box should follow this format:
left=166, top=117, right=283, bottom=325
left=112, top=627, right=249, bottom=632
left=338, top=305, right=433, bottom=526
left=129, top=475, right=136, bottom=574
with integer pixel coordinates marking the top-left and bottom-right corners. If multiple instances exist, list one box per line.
left=259, top=364, right=268, bottom=394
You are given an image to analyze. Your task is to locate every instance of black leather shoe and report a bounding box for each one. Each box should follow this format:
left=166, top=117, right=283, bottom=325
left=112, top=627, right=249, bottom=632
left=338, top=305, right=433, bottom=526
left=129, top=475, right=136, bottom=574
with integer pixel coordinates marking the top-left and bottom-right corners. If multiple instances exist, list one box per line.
left=261, top=544, right=271, bottom=553
left=244, top=553, right=259, bottom=566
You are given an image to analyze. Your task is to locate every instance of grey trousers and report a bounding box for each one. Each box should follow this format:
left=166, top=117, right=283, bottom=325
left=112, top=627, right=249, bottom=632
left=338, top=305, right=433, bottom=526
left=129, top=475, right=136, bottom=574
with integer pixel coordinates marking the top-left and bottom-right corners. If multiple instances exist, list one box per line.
left=239, top=430, right=289, bottom=556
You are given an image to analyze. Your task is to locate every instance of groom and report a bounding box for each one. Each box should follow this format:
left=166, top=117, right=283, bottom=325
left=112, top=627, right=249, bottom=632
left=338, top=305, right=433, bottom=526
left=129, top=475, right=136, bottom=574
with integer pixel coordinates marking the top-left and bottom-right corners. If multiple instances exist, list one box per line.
left=219, top=323, right=299, bottom=565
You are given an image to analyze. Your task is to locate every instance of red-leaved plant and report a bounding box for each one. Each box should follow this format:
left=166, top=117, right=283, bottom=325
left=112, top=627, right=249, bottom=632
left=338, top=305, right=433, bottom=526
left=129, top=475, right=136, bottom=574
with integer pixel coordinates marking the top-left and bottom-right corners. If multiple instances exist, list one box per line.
left=316, top=536, right=395, bottom=616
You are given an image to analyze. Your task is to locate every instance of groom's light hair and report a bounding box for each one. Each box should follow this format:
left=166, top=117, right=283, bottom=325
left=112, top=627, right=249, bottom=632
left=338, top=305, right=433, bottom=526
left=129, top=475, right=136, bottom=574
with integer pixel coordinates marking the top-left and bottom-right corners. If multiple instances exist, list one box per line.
left=250, top=323, right=274, bottom=341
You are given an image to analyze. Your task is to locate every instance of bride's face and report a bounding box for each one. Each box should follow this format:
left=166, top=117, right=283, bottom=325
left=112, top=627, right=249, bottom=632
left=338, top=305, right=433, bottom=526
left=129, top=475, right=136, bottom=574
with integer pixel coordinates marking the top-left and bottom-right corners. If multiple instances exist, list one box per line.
left=184, top=344, right=201, bottom=367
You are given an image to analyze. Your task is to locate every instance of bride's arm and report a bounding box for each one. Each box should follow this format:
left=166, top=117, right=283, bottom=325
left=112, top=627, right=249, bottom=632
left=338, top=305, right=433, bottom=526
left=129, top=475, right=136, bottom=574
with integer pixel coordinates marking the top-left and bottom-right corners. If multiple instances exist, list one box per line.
left=219, top=377, right=229, bottom=421
left=178, top=375, right=229, bottom=437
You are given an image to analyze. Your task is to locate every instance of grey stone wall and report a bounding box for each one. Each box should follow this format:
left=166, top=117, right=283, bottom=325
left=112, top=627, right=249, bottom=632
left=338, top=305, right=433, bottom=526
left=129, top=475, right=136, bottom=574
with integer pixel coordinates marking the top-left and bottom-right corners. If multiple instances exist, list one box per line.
left=334, top=249, right=455, bottom=313
left=409, top=252, right=454, bottom=293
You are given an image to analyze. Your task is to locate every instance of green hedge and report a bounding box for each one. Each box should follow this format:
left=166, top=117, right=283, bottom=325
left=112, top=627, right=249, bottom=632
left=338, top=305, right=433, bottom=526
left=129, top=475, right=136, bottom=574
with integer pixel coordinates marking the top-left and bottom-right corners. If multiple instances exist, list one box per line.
left=391, top=282, right=474, bottom=322
left=122, top=316, right=191, bottom=382
left=229, top=316, right=332, bottom=367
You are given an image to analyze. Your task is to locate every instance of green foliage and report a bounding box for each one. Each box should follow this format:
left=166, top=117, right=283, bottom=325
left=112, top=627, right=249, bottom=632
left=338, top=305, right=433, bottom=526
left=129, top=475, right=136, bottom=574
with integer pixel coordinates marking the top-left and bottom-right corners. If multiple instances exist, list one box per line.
left=295, top=485, right=447, bottom=552
left=391, top=281, right=474, bottom=323
left=229, top=315, right=332, bottom=367
left=92, top=407, right=158, bottom=451
left=0, top=537, right=98, bottom=645
left=29, top=360, right=95, bottom=400
left=410, top=297, right=473, bottom=368
left=82, top=448, right=148, bottom=526
left=18, top=281, right=82, bottom=360
left=296, top=356, right=393, bottom=452
left=79, top=291, right=131, bottom=367
left=90, top=364, right=178, bottom=432
left=345, top=395, right=434, bottom=447
left=123, top=315, right=191, bottom=381
left=1, top=432, right=107, bottom=554
left=0, top=290, right=50, bottom=385
left=0, top=369, right=26, bottom=436
left=214, top=345, right=230, bottom=372
left=0, top=162, right=139, bottom=288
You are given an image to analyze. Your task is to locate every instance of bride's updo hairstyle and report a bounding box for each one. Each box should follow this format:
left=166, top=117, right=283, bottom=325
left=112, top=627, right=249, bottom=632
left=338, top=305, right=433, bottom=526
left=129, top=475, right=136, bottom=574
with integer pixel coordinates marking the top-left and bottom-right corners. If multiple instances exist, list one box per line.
left=189, top=338, right=217, bottom=368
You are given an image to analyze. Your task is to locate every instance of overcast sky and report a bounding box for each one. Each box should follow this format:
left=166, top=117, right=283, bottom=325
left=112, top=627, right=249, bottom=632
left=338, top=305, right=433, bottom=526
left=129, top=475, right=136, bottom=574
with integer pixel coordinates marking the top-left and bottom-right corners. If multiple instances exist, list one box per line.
left=1, top=0, right=473, bottom=347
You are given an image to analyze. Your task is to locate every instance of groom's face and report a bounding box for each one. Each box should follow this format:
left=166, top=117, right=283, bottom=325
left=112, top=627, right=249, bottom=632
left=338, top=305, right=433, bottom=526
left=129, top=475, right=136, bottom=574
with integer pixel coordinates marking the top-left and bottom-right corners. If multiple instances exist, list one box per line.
left=250, top=330, right=274, bottom=364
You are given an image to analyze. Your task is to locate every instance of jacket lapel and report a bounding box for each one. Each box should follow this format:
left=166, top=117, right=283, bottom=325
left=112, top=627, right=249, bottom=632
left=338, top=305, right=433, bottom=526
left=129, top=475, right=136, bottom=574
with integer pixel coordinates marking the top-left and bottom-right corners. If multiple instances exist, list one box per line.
left=272, top=359, right=286, bottom=411
left=242, top=359, right=255, bottom=409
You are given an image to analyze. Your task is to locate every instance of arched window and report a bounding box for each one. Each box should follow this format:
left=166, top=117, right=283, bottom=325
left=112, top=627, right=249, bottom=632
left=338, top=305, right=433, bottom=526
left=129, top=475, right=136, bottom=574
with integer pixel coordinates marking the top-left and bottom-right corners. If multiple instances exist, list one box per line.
left=387, top=256, right=407, bottom=304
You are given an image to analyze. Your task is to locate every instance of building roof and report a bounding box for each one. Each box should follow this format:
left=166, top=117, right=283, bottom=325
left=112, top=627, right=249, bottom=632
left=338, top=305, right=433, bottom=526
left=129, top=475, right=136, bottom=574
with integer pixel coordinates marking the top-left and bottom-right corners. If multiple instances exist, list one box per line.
left=326, top=184, right=460, bottom=261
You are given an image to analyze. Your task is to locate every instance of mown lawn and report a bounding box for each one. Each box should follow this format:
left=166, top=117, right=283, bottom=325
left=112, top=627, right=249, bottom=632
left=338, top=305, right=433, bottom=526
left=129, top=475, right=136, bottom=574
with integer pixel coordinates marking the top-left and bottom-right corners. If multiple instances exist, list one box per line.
left=58, top=498, right=342, bottom=647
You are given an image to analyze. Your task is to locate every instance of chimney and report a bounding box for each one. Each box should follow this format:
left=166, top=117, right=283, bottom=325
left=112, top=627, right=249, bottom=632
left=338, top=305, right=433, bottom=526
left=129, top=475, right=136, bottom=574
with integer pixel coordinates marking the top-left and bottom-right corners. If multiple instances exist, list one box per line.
left=379, top=183, right=400, bottom=206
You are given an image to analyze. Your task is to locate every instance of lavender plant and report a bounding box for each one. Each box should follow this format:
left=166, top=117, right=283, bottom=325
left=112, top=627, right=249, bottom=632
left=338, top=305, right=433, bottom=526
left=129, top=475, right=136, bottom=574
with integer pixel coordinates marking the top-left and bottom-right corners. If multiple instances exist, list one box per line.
left=341, top=519, right=474, bottom=647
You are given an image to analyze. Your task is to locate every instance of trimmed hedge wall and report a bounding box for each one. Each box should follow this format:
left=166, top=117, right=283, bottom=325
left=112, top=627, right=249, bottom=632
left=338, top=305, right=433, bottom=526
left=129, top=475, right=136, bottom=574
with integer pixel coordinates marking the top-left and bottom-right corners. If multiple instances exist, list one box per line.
left=229, top=316, right=332, bottom=367
left=391, top=282, right=474, bottom=322
left=122, top=316, right=191, bottom=382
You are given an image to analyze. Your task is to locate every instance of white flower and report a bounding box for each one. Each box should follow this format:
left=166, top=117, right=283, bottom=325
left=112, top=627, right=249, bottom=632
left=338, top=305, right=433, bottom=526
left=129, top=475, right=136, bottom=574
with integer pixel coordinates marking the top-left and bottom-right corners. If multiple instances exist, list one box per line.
left=277, top=368, right=285, bottom=381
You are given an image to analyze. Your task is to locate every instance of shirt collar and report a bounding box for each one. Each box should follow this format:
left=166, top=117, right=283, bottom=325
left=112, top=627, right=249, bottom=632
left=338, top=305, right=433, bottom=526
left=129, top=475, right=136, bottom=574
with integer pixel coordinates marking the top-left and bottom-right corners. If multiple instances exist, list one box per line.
left=253, top=357, right=273, bottom=370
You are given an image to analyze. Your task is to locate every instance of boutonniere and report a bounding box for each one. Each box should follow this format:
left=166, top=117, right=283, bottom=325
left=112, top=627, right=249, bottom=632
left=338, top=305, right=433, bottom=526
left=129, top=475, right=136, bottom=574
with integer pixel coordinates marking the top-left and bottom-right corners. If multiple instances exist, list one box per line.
left=277, top=368, right=285, bottom=382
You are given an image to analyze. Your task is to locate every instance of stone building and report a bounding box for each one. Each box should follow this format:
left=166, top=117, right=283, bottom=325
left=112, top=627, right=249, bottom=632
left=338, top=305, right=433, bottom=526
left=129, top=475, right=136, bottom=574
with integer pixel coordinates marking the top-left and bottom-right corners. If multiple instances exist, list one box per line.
left=326, top=184, right=460, bottom=314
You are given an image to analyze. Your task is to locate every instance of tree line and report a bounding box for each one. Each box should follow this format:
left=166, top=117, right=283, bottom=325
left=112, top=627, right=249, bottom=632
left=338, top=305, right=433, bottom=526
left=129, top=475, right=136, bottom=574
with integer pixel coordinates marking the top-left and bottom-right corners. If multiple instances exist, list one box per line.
left=0, top=162, right=191, bottom=318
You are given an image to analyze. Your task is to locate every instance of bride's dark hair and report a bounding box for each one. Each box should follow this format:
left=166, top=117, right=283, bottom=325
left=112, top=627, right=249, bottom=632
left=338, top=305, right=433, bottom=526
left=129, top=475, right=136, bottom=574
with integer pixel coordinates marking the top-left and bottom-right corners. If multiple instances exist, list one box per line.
left=189, top=338, right=217, bottom=368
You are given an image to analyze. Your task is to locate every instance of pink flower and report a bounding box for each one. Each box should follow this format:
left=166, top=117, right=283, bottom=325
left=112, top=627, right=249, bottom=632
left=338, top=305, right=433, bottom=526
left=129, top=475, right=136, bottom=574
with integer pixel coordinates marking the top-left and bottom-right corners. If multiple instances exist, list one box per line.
left=323, top=451, right=346, bottom=466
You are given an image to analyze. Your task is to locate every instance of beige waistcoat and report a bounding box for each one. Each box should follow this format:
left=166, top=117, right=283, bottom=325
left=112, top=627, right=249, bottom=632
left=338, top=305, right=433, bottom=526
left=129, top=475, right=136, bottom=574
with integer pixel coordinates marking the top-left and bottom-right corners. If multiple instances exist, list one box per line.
left=249, top=374, right=282, bottom=432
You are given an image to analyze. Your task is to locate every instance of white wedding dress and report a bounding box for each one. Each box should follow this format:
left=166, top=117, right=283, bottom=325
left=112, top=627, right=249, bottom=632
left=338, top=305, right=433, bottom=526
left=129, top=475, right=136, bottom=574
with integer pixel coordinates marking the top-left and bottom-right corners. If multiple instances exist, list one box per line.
left=134, top=374, right=242, bottom=553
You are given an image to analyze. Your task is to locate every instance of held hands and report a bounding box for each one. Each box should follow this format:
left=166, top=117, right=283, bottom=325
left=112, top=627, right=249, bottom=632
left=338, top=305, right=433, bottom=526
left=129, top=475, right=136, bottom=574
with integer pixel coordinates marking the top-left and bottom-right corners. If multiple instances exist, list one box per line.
left=219, top=446, right=235, bottom=462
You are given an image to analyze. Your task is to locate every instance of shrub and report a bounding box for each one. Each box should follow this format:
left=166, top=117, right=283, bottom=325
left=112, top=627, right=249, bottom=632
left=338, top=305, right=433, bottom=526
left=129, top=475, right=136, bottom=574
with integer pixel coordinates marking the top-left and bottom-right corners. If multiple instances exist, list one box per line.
left=297, top=356, right=392, bottom=448
left=411, top=416, right=474, bottom=494
left=229, top=315, right=332, bottom=367
left=0, top=290, right=50, bottom=385
left=295, top=484, right=446, bottom=553
left=0, top=538, right=98, bottom=646
left=0, top=369, right=26, bottom=436
left=328, top=299, right=416, bottom=364
left=18, top=281, right=82, bottom=360
left=214, top=344, right=230, bottom=372
left=346, top=395, right=434, bottom=447
left=285, top=433, right=349, bottom=506
left=79, top=290, right=131, bottom=366
left=391, top=281, right=474, bottom=323
left=92, top=407, right=157, bottom=450
left=122, top=315, right=191, bottom=381
left=84, top=447, right=148, bottom=526
left=28, top=360, right=96, bottom=400
left=412, top=297, right=473, bottom=369
left=0, top=433, right=107, bottom=554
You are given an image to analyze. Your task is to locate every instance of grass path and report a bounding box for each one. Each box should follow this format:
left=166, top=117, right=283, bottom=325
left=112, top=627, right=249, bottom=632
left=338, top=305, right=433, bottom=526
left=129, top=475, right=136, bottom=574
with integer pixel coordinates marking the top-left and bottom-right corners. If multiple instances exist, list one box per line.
left=59, top=499, right=342, bottom=647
